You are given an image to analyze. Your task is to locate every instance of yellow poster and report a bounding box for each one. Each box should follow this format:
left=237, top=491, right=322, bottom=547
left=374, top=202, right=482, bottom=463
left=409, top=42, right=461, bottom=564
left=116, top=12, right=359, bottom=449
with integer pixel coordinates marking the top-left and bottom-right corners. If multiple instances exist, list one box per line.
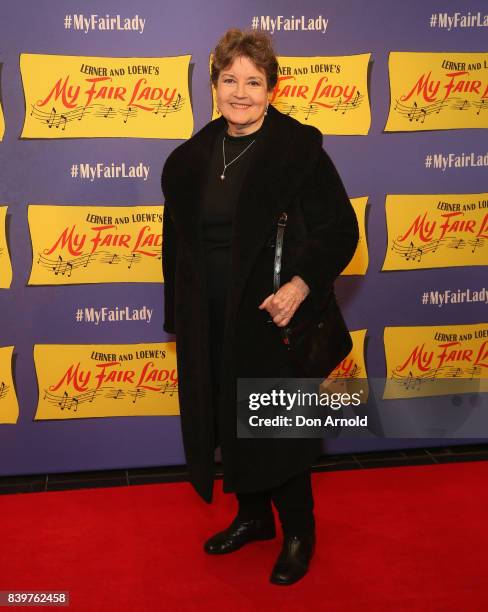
left=382, top=193, right=488, bottom=270
left=0, top=207, right=12, bottom=288
left=342, top=197, right=368, bottom=275
left=20, top=54, right=193, bottom=139
left=385, top=52, right=488, bottom=131
left=330, top=329, right=367, bottom=379
left=326, top=329, right=369, bottom=400
left=384, top=324, right=488, bottom=399
left=34, top=343, right=179, bottom=420
left=211, top=54, right=371, bottom=135
left=28, top=205, right=163, bottom=285
left=0, top=346, right=19, bottom=424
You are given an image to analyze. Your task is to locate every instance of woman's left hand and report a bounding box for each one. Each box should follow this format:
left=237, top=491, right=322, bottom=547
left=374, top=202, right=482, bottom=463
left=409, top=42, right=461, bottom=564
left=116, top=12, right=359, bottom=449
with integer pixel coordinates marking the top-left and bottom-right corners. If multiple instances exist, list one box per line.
left=258, top=276, right=310, bottom=327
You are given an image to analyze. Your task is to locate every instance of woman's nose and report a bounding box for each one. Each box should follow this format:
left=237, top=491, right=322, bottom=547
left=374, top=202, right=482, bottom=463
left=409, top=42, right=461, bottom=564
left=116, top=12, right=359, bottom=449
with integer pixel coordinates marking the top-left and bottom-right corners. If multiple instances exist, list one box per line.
left=235, top=81, right=246, bottom=98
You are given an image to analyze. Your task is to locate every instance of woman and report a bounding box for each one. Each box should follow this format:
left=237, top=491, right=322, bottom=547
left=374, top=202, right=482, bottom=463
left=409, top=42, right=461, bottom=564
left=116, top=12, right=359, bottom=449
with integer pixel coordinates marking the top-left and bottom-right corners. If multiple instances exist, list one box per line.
left=161, top=29, right=358, bottom=585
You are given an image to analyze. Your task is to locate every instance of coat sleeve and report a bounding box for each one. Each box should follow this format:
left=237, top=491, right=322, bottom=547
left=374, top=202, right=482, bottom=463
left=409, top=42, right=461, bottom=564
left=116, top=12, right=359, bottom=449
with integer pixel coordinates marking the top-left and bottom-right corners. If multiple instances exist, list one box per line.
left=290, top=134, right=359, bottom=307
left=161, top=178, right=177, bottom=334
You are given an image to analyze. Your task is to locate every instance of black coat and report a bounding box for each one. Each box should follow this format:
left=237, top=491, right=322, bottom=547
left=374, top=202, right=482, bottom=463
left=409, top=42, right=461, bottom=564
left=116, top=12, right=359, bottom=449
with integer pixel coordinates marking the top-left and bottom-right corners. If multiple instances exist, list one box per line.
left=161, top=105, right=359, bottom=503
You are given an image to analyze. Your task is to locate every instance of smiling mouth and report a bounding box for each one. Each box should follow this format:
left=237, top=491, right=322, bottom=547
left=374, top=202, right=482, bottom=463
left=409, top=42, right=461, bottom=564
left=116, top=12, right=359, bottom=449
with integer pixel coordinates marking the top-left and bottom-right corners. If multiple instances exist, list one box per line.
left=230, top=103, right=251, bottom=109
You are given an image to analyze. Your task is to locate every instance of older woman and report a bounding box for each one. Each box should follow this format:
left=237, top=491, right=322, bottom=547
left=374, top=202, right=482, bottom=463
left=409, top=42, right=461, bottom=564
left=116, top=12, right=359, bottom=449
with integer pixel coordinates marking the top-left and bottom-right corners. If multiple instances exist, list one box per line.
left=162, top=29, right=358, bottom=585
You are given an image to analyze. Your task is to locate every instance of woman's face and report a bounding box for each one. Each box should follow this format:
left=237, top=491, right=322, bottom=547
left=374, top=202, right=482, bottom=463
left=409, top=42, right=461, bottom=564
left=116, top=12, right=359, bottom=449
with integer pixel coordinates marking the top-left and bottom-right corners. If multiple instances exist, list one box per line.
left=215, top=55, right=269, bottom=136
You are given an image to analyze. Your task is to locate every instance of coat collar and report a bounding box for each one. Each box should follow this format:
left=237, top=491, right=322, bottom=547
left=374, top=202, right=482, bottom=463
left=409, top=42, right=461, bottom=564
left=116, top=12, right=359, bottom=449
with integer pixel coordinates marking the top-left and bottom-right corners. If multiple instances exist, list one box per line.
left=169, top=104, right=297, bottom=241
left=167, top=105, right=314, bottom=311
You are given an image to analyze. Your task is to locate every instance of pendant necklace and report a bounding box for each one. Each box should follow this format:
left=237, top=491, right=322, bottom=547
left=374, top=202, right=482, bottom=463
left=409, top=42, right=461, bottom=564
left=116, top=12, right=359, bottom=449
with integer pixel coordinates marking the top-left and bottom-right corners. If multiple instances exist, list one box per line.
left=220, top=136, right=256, bottom=180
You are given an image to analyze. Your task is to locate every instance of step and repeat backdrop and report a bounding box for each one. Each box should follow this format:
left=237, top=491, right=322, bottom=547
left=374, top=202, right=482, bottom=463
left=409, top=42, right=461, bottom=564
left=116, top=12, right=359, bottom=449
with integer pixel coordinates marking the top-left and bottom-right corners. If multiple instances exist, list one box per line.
left=0, top=0, right=487, bottom=475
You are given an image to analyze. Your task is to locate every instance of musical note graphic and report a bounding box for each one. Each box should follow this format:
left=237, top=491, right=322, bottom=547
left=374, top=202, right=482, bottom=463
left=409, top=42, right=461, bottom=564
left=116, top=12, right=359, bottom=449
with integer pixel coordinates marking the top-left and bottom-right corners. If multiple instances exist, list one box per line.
left=128, top=388, right=145, bottom=403
left=391, top=362, right=482, bottom=392
left=390, top=234, right=485, bottom=264
left=273, top=102, right=298, bottom=117
left=105, top=253, right=121, bottom=265
left=121, top=106, right=137, bottom=124
left=331, top=91, right=364, bottom=115
left=402, top=370, right=421, bottom=391
left=56, top=114, right=68, bottom=130
left=97, top=106, right=116, bottom=119
left=30, top=104, right=93, bottom=130
left=473, top=99, right=486, bottom=116
left=153, top=100, right=167, bottom=117
left=58, top=391, right=79, bottom=412
left=78, top=105, right=87, bottom=121
left=330, top=92, right=364, bottom=115
left=42, top=382, right=179, bottom=415
left=448, top=238, right=466, bottom=250
left=469, top=238, right=483, bottom=253
left=333, top=97, right=343, bottom=112
left=126, top=253, right=137, bottom=269
left=0, top=381, right=8, bottom=400
left=30, top=102, right=162, bottom=132
left=406, top=241, right=423, bottom=262
left=106, top=388, right=125, bottom=400
left=36, top=249, right=149, bottom=280
left=275, top=94, right=364, bottom=121
left=452, top=99, right=470, bottom=112
left=303, top=104, right=318, bottom=121
left=52, top=255, right=73, bottom=276
left=286, top=104, right=297, bottom=117
left=45, top=107, right=57, bottom=128
left=160, top=381, right=178, bottom=397
left=349, top=90, right=361, bottom=109
left=393, top=96, right=488, bottom=125
left=466, top=366, right=482, bottom=380
left=152, top=94, right=185, bottom=118
left=37, top=252, right=92, bottom=276
left=43, top=388, right=103, bottom=410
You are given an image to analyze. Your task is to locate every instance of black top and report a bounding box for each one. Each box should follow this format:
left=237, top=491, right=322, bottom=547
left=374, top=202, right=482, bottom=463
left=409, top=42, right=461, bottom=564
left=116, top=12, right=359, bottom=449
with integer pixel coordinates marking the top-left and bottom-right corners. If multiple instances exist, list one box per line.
left=201, top=124, right=263, bottom=299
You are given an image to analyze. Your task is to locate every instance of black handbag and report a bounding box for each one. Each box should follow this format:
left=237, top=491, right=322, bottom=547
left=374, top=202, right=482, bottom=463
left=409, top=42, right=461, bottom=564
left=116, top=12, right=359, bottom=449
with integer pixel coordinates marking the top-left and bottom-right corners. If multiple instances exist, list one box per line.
left=273, top=212, right=352, bottom=378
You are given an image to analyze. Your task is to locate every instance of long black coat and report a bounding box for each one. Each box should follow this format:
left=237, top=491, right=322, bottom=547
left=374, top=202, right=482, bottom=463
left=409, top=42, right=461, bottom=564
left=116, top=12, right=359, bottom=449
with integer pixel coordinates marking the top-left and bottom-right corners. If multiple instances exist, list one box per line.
left=161, top=105, right=359, bottom=503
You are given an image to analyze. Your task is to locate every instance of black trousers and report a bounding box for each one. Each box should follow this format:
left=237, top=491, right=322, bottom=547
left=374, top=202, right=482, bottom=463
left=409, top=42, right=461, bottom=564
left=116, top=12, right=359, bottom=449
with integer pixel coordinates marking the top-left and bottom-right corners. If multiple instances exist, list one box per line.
left=236, top=467, right=315, bottom=536
left=207, top=284, right=315, bottom=536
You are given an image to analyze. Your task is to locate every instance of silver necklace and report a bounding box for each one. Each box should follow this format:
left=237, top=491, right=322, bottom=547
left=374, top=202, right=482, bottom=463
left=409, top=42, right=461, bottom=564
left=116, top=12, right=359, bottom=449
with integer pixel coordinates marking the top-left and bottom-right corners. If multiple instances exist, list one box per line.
left=220, top=135, right=256, bottom=180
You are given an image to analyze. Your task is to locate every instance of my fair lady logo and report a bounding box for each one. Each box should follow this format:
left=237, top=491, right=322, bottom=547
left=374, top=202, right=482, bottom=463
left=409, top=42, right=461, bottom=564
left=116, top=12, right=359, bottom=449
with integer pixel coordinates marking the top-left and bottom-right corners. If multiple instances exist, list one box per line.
left=49, top=360, right=178, bottom=393
left=36, top=74, right=178, bottom=112
left=401, top=65, right=488, bottom=103
left=270, top=73, right=359, bottom=108
left=396, top=335, right=488, bottom=374
left=398, top=207, right=488, bottom=244
left=43, top=223, right=161, bottom=258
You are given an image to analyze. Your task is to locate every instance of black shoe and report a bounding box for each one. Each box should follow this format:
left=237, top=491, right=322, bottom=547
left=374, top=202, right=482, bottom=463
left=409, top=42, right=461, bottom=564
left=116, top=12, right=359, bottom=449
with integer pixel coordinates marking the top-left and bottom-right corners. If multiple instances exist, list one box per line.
left=204, top=515, right=276, bottom=554
left=269, top=531, right=316, bottom=585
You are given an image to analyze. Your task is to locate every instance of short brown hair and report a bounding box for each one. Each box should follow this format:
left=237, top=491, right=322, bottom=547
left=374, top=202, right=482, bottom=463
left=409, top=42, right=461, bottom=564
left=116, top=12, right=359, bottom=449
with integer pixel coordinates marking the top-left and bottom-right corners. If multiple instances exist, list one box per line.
left=210, top=29, right=278, bottom=92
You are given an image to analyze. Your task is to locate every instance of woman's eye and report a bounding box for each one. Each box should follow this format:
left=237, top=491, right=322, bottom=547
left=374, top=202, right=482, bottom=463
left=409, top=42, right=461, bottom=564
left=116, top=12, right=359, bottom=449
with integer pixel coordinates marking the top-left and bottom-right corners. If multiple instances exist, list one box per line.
left=223, top=78, right=234, bottom=84
left=249, top=81, right=260, bottom=87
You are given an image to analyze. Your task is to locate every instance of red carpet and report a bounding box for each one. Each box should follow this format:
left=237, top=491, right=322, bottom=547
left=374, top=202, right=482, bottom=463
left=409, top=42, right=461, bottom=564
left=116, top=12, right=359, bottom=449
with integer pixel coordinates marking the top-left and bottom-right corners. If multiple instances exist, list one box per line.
left=1, top=462, right=487, bottom=611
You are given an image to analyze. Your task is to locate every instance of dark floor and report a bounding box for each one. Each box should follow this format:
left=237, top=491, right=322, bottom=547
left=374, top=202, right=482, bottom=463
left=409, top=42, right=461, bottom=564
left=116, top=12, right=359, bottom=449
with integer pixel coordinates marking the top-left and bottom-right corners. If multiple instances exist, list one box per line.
left=2, top=443, right=488, bottom=495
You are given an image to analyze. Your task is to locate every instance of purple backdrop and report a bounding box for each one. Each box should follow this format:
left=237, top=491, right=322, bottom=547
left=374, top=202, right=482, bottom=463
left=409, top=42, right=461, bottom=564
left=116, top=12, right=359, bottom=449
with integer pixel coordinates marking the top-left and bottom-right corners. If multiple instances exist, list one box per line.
left=0, top=0, right=486, bottom=475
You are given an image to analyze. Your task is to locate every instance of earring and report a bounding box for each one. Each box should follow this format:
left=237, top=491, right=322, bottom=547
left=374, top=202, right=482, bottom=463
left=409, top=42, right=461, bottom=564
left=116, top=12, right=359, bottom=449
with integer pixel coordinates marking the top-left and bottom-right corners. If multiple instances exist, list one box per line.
left=264, top=102, right=269, bottom=116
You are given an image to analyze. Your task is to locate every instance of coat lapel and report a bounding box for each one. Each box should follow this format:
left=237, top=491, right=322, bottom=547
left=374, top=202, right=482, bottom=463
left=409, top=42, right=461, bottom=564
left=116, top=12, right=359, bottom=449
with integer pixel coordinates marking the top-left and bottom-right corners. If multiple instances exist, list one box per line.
left=228, top=106, right=293, bottom=307
left=170, top=105, right=298, bottom=307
